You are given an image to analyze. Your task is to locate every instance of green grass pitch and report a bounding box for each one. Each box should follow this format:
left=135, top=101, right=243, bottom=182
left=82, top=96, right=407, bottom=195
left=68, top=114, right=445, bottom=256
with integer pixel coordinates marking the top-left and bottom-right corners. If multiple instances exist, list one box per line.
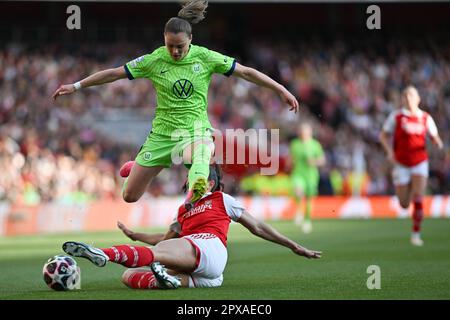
left=1, top=219, right=449, bottom=300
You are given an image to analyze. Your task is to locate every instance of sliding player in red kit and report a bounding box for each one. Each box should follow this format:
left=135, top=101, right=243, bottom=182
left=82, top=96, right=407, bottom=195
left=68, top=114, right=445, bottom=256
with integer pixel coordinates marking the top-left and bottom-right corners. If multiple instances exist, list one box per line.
left=380, top=86, right=444, bottom=246
left=62, top=165, right=321, bottom=289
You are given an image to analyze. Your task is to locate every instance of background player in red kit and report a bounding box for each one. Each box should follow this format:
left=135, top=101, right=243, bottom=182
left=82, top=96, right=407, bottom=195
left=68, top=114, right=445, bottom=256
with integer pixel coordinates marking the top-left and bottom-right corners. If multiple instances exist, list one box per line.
left=62, top=165, right=322, bottom=289
left=380, top=86, right=444, bottom=246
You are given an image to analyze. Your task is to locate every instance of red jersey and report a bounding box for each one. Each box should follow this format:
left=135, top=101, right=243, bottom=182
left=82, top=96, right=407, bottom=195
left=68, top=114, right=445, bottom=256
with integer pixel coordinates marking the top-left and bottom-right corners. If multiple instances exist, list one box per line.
left=382, top=108, right=438, bottom=167
left=170, top=191, right=245, bottom=246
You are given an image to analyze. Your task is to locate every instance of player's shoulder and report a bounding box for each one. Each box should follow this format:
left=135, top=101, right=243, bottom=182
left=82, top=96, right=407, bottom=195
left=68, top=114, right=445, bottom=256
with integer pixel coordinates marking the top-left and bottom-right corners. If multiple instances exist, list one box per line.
left=189, top=44, right=211, bottom=59
left=383, top=109, right=402, bottom=122
left=149, top=46, right=167, bottom=57
left=417, top=107, right=431, bottom=118
left=290, top=137, right=301, bottom=146
left=390, top=109, right=403, bottom=117
left=212, top=191, right=235, bottom=203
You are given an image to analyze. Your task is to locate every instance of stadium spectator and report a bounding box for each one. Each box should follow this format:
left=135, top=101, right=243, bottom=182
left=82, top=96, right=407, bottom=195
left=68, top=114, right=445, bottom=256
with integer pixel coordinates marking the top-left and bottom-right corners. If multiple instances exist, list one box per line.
left=1, top=36, right=449, bottom=204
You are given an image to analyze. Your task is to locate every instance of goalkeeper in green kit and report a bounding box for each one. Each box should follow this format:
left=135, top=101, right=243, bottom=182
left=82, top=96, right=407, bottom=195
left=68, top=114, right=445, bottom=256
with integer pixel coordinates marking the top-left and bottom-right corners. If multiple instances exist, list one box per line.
left=289, top=122, right=325, bottom=233
left=52, top=0, right=299, bottom=209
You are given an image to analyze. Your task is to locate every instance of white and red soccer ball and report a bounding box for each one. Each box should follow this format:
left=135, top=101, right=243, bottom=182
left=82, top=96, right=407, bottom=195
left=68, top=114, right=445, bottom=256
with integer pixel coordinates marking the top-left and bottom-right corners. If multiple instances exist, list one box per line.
left=43, top=255, right=81, bottom=291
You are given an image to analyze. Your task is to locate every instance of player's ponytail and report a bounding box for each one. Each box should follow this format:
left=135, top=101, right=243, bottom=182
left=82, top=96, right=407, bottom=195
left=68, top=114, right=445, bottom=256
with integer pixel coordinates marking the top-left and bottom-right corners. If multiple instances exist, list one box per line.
left=165, top=1, right=208, bottom=36
left=178, top=0, right=208, bottom=25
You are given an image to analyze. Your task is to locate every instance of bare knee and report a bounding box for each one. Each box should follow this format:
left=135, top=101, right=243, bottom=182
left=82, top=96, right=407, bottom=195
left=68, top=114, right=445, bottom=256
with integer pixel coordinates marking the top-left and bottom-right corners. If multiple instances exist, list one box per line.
left=399, top=199, right=410, bottom=209
left=122, top=191, right=140, bottom=203
left=121, top=269, right=134, bottom=287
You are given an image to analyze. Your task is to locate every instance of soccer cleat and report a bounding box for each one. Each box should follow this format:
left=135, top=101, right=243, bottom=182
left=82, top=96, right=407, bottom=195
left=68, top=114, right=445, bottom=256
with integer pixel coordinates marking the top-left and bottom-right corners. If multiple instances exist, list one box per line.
left=62, top=241, right=109, bottom=267
left=150, top=262, right=181, bottom=289
left=184, top=176, right=207, bottom=210
left=302, top=220, right=312, bottom=234
left=410, top=234, right=424, bottom=247
left=119, top=161, right=135, bottom=178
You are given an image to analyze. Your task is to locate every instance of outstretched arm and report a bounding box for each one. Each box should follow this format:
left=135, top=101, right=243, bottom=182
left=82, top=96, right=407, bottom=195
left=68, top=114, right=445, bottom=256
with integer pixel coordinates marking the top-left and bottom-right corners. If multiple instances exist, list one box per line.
left=52, top=66, right=127, bottom=100
left=232, top=62, right=299, bottom=113
left=379, top=130, right=395, bottom=164
left=430, top=134, right=444, bottom=150
left=237, top=211, right=322, bottom=259
left=117, top=221, right=178, bottom=245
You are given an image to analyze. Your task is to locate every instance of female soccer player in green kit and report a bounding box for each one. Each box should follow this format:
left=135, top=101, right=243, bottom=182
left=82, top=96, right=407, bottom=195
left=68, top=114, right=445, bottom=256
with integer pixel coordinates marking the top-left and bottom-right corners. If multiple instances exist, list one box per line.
left=289, top=122, right=325, bottom=233
left=52, top=0, right=299, bottom=208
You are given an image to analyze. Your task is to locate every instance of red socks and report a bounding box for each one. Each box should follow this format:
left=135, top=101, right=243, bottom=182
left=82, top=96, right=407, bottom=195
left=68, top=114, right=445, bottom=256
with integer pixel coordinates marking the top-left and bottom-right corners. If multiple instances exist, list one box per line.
left=412, top=197, right=424, bottom=233
left=101, top=245, right=154, bottom=268
left=123, top=270, right=159, bottom=289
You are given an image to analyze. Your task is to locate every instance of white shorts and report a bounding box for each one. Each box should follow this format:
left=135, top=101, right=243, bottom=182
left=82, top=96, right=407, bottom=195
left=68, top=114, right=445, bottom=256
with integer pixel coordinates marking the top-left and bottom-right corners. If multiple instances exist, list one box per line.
left=392, top=160, right=429, bottom=186
left=183, top=233, right=227, bottom=288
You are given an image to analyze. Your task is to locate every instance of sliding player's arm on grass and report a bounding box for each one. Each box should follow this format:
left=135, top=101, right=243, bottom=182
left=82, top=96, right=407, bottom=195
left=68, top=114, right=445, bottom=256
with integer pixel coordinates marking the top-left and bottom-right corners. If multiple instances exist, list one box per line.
left=117, top=221, right=178, bottom=245
left=236, top=211, right=322, bottom=259
left=52, top=67, right=127, bottom=100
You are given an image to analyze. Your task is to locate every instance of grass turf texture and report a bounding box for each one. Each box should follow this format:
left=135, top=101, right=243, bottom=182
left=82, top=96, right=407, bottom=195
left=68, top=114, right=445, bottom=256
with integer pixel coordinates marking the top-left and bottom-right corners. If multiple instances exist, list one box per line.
left=1, top=219, right=449, bottom=300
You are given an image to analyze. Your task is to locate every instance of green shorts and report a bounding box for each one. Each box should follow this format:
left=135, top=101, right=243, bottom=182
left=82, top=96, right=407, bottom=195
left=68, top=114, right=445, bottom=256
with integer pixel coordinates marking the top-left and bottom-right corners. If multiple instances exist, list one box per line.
left=291, top=175, right=319, bottom=197
left=135, top=129, right=213, bottom=168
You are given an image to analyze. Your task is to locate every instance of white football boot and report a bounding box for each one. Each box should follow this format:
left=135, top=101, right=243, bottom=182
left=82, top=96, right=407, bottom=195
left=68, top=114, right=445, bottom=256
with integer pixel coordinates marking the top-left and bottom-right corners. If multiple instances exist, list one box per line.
left=150, top=262, right=181, bottom=289
left=410, top=233, right=424, bottom=247
left=62, top=241, right=109, bottom=267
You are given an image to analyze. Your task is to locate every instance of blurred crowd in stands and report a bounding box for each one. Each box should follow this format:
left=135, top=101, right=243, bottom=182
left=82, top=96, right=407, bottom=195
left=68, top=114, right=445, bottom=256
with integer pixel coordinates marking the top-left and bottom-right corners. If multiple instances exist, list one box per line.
left=1, top=37, right=449, bottom=205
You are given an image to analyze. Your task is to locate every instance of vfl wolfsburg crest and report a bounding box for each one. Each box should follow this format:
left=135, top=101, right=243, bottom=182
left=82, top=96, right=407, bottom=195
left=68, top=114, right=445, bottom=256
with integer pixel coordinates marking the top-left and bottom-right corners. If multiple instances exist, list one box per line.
left=143, top=152, right=152, bottom=161
left=192, top=63, right=201, bottom=73
left=173, top=79, right=194, bottom=99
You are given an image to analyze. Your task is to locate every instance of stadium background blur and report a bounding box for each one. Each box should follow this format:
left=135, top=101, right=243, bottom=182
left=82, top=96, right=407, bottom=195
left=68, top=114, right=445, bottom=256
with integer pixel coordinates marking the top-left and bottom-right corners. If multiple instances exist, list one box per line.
left=1, top=1, right=450, bottom=302
left=0, top=1, right=449, bottom=219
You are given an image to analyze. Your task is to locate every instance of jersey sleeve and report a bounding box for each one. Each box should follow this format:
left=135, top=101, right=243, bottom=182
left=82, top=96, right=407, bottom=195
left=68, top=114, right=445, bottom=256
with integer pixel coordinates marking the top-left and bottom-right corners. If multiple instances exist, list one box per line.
left=124, top=51, right=158, bottom=80
left=426, top=114, right=438, bottom=137
left=382, top=111, right=397, bottom=133
left=206, top=49, right=236, bottom=77
left=222, top=193, right=245, bottom=221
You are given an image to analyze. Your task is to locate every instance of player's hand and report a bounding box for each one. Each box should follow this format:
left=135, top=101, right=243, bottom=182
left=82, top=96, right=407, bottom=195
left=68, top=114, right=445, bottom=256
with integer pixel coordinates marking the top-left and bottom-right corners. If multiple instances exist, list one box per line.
left=52, top=84, right=76, bottom=100
left=117, top=221, right=137, bottom=241
left=292, top=245, right=322, bottom=259
left=278, top=88, right=299, bottom=113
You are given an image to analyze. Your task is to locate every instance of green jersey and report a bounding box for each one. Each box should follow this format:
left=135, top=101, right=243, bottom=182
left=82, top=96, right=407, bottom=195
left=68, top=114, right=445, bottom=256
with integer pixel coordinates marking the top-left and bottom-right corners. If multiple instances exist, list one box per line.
left=124, top=44, right=235, bottom=136
left=290, top=138, right=324, bottom=180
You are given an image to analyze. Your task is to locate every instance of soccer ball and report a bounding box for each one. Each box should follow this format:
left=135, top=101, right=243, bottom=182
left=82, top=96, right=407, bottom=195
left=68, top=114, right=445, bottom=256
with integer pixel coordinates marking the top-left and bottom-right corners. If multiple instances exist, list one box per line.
left=43, top=255, right=81, bottom=291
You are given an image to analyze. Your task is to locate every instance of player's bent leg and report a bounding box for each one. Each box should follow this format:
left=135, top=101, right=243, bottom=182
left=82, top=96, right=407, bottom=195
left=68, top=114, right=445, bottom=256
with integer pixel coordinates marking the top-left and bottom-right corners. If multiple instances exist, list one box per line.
left=183, top=139, right=215, bottom=208
left=292, top=178, right=306, bottom=226
left=410, top=175, right=427, bottom=246
left=121, top=268, right=188, bottom=289
left=392, top=164, right=412, bottom=209
left=62, top=241, right=109, bottom=267
left=302, top=195, right=313, bottom=234
left=151, top=238, right=197, bottom=272
left=394, top=184, right=412, bottom=209
left=122, top=164, right=164, bottom=203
